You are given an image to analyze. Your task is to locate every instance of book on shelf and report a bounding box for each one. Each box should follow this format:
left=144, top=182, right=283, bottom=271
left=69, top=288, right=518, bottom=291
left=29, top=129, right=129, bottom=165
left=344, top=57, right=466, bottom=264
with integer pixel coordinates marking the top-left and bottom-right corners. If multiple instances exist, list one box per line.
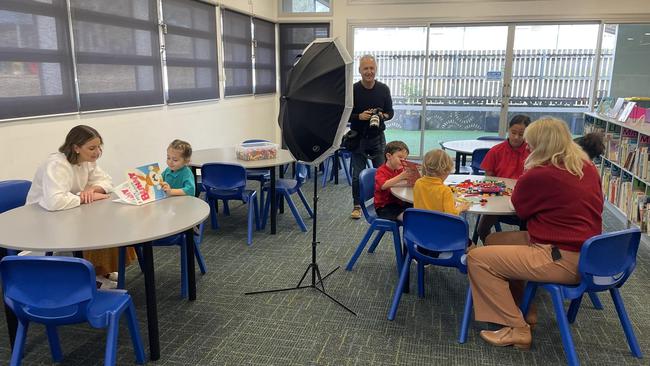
left=114, top=163, right=167, bottom=205
left=618, top=101, right=636, bottom=122
left=627, top=105, right=647, bottom=125
left=607, top=97, right=626, bottom=119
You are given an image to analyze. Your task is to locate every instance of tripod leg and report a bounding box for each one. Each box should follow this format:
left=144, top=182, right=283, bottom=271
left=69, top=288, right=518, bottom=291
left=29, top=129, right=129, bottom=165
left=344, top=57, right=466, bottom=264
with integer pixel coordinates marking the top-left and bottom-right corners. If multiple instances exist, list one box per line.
left=296, top=263, right=313, bottom=288
left=314, top=264, right=326, bottom=292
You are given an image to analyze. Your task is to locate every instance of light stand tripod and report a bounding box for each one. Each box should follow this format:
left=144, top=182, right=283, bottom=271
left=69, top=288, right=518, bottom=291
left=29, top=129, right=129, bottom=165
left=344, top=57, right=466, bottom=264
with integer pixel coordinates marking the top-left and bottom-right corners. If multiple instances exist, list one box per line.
left=245, top=165, right=357, bottom=316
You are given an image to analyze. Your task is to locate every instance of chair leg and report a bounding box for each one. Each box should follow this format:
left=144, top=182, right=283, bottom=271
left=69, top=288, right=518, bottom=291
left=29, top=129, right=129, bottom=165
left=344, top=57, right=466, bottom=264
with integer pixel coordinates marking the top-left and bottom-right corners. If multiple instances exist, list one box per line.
left=321, top=156, right=331, bottom=188
left=610, top=288, right=643, bottom=358
left=520, top=283, right=538, bottom=318
left=346, top=224, right=377, bottom=271
left=46, top=325, right=62, bottom=362
left=134, top=245, right=144, bottom=273
left=367, top=230, right=386, bottom=253
left=391, top=225, right=403, bottom=273
left=284, top=192, right=307, bottom=232
left=459, top=287, right=473, bottom=343
left=247, top=192, right=256, bottom=245
left=260, top=190, right=273, bottom=230
left=194, top=241, right=207, bottom=274
left=126, top=302, right=146, bottom=364
left=340, top=155, right=352, bottom=186
left=549, top=288, right=580, bottom=366
left=207, top=197, right=219, bottom=230
left=10, top=320, right=28, bottom=366
left=566, top=294, right=583, bottom=324
left=417, top=262, right=425, bottom=298
left=180, top=240, right=188, bottom=298
left=104, top=314, right=120, bottom=366
left=388, top=254, right=412, bottom=321
left=222, top=199, right=230, bottom=216
left=588, top=292, right=604, bottom=310
left=296, top=189, right=313, bottom=217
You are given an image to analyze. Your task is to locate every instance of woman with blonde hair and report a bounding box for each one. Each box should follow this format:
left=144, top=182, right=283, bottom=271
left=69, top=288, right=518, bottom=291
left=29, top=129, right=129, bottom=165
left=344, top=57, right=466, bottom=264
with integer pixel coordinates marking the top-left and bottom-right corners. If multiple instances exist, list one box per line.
left=466, top=117, right=603, bottom=350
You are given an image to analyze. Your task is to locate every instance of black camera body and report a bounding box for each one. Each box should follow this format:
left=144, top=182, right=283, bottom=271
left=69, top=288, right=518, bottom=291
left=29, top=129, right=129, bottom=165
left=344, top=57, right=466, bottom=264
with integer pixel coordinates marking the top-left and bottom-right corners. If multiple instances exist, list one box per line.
left=369, top=107, right=384, bottom=128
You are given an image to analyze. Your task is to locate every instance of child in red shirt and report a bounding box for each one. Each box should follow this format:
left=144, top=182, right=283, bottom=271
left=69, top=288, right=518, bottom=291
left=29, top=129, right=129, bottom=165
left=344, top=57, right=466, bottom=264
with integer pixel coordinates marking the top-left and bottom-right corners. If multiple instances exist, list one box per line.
left=374, top=141, right=414, bottom=221
left=477, top=114, right=531, bottom=243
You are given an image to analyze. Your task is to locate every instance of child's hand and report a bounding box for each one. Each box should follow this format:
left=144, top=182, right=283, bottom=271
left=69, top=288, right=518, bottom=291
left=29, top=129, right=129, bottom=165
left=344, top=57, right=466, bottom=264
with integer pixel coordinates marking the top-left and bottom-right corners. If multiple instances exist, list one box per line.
left=457, top=201, right=471, bottom=212
left=161, top=182, right=171, bottom=193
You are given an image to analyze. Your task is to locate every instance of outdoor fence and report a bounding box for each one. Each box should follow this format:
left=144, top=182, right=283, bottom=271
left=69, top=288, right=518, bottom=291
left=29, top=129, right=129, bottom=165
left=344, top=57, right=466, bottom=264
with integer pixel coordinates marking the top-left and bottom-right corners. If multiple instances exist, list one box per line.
left=354, top=49, right=614, bottom=108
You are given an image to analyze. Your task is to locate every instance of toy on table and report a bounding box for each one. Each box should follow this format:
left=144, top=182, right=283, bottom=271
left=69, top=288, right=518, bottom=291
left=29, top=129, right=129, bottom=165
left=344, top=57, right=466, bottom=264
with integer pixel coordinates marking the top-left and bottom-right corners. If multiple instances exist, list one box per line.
left=236, top=142, right=278, bottom=161
left=450, top=179, right=511, bottom=206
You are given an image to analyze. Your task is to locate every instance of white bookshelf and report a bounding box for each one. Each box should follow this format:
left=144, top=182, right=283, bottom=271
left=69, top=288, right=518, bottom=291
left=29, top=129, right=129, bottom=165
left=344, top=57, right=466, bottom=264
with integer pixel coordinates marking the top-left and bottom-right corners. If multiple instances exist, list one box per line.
left=584, top=111, right=650, bottom=232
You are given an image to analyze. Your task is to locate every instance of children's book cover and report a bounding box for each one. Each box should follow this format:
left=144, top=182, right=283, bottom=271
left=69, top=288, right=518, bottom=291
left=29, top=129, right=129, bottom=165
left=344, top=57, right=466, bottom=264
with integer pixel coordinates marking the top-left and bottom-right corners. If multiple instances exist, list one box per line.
left=401, top=160, right=422, bottom=186
left=114, top=163, right=167, bottom=205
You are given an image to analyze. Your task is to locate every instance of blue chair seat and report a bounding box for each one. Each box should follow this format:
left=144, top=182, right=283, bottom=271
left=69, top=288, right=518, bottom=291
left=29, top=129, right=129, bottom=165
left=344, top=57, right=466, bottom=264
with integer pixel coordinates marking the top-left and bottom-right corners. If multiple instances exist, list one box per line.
left=346, top=168, right=404, bottom=273
left=1, top=256, right=145, bottom=366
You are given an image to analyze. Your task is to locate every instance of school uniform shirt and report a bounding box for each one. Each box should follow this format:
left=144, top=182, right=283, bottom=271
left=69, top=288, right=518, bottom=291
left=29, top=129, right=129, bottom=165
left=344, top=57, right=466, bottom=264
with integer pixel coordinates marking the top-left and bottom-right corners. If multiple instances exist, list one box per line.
left=162, top=166, right=195, bottom=196
left=373, top=163, right=404, bottom=209
left=511, top=162, right=603, bottom=252
left=26, top=152, right=113, bottom=211
left=413, top=176, right=459, bottom=215
left=480, top=140, right=530, bottom=179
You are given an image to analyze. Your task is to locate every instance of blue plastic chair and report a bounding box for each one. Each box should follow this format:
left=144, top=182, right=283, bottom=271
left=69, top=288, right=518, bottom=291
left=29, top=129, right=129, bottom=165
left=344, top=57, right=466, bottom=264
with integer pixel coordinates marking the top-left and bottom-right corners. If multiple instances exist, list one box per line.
left=0, top=256, right=145, bottom=366
left=519, top=228, right=643, bottom=365
left=202, top=163, right=260, bottom=245
left=0, top=180, right=32, bottom=256
left=345, top=168, right=404, bottom=273
left=477, top=135, right=505, bottom=141
left=387, top=209, right=472, bottom=330
left=470, top=148, right=490, bottom=175
left=321, top=150, right=352, bottom=187
left=117, top=221, right=207, bottom=298
left=261, top=163, right=313, bottom=232
left=242, top=139, right=271, bottom=209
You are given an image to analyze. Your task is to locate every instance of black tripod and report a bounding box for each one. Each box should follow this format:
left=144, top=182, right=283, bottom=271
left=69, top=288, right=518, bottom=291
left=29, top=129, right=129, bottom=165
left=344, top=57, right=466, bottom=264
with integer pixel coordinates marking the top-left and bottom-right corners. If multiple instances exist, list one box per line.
left=245, top=165, right=357, bottom=316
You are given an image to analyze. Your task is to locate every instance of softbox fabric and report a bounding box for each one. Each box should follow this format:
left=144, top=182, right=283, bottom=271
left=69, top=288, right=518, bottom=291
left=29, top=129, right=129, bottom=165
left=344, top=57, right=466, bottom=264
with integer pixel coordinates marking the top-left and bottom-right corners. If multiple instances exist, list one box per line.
left=279, top=38, right=353, bottom=166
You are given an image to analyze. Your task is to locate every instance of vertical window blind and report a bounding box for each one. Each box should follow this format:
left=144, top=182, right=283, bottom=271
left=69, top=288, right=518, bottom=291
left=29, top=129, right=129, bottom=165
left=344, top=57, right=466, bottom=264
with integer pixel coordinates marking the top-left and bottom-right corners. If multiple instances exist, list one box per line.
left=221, top=9, right=252, bottom=97
left=278, top=23, right=329, bottom=94
left=162, top=0, right=219, bottom=103
left=253, top=18, right=276, bottom=95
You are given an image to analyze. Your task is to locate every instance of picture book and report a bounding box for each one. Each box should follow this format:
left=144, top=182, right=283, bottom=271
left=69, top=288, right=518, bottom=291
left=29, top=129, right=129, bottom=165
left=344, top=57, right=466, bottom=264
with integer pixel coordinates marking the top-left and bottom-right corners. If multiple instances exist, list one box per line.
left=113, top=163, right=167, bottom=205
left=401, top=160, right=422, bottom=186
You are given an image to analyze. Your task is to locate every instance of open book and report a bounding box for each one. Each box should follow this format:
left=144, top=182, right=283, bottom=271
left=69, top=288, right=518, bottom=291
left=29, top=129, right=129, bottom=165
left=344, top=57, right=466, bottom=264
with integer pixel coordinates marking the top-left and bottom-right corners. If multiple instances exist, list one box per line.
left=113, top=163, right=167, bottom=205
left=401, top=160, right=422, bottom=186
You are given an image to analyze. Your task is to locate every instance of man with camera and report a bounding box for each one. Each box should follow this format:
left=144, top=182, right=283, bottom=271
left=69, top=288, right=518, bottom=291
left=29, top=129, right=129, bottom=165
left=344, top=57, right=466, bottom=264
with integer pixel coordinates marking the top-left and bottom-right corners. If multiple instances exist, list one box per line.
left=348, top=54, right=394, bottom=219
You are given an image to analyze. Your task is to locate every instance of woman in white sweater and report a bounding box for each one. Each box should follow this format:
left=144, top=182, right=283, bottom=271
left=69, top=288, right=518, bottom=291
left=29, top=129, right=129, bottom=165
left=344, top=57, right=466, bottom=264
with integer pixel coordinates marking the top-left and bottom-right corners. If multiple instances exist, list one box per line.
left=27, top=125, right=134, bottom=288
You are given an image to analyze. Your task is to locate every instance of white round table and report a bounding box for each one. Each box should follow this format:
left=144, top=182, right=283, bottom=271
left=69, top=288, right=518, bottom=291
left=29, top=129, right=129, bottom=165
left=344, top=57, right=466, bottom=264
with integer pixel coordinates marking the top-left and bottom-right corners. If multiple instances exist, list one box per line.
left=390, top=174, right=516, bottom=215
left=441, top=140, right=501, bottom=174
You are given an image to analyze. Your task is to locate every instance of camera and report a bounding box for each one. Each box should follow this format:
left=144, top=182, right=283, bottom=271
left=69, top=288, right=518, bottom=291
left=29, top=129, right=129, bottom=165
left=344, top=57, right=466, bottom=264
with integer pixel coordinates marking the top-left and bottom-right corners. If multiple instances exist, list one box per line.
left=369, top=108, right=383, bottom=128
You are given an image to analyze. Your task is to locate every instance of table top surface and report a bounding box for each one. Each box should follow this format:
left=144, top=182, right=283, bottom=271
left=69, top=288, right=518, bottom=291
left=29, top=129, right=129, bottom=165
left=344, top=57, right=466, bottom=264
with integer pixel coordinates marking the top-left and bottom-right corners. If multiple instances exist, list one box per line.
left=441, top=140, right=501, bottom=154
left=390, top=174, right=517, bottom=215
left=0, top=196, right=209, bottom=251
left=191, top=147, right=295, bottom=169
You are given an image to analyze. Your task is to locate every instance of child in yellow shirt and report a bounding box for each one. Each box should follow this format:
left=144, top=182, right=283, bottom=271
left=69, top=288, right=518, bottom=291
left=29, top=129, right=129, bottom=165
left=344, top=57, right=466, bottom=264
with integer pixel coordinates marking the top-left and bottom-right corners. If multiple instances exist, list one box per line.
left=414, top=149, right=470, bottom=215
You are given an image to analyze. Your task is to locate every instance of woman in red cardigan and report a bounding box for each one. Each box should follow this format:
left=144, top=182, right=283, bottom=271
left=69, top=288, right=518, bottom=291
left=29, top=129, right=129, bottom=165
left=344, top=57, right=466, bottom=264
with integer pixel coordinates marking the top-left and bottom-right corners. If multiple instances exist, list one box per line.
left=467, top=117, right=603, bottom=350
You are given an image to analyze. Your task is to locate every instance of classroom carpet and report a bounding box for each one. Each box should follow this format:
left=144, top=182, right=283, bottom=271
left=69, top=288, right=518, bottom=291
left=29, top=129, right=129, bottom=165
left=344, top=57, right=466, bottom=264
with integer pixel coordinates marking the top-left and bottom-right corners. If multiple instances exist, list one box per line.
left=0, top=176, right=647, bottom=365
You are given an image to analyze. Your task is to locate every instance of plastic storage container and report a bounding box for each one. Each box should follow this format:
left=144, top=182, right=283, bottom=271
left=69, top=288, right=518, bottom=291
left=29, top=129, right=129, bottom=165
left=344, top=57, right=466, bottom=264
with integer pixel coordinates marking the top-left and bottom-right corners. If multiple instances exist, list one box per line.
left=236, top=141, right=278, bottom=161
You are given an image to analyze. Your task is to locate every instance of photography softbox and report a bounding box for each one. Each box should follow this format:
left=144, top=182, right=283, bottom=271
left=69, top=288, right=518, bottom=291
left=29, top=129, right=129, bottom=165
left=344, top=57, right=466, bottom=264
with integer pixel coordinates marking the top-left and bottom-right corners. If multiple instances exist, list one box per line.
left=279, top=38, right=353, bottom=166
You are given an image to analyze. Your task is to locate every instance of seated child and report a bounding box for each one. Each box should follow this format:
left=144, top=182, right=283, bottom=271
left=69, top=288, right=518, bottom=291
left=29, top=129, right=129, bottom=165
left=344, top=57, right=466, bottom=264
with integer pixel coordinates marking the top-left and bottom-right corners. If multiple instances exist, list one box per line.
left=414, top=149, right=470, bottom=215
left=161, top=139, right=195, bottom=197
left=373, top=141, right=414, bottom=222
left=575, top=132, right=605, bottom=160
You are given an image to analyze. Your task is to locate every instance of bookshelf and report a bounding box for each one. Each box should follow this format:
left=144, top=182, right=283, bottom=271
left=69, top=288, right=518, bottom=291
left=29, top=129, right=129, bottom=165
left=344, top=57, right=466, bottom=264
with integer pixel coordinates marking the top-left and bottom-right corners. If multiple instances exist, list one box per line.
left=584, top=111, right=650, bottom=232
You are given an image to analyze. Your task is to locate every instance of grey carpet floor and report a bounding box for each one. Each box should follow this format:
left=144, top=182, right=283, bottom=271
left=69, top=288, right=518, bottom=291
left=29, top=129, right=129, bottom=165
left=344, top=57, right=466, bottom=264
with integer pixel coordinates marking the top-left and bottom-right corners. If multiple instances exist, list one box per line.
left=0, top=176, right=648, bottom=365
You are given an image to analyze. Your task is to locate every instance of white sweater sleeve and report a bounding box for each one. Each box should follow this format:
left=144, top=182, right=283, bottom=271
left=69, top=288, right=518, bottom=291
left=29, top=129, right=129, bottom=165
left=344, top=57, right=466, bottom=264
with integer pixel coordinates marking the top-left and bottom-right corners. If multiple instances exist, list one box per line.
left=87, top=163, right=113, bottom=193
left=40, top=160, right=81, bottom=211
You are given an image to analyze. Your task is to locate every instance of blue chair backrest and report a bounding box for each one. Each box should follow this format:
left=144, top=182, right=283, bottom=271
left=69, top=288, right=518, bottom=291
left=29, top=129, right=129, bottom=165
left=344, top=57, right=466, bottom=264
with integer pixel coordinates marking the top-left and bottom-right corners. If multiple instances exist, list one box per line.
left=0, top=180, right=32, bottom=214
left=359, top=168, right=377, bottom=220
left=243, top=139, right=270, bottom=143
left=470, top=148, right=490, bottom=172
left=0, top=256, right=96, bottom=325
left=201, top=163, right=247, bottom=194
left=403, top=208, right=469, bottom=254
left=578, top=228, right=640, bottom=291
left=477, top=136, right=505, bottom=141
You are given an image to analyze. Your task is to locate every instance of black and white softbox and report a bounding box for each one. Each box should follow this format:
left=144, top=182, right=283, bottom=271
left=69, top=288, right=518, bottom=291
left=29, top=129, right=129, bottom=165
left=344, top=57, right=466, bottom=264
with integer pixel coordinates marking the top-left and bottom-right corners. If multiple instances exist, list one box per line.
left=279, top=37, right=353, bottom=166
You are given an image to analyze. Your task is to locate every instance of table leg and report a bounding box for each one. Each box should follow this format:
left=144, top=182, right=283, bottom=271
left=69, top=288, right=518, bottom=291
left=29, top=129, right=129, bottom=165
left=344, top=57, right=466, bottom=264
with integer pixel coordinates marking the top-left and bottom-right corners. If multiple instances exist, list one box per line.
left=0, top=248, right=17, bottom=348
left=185, top=228, right=196, bottom=301
left=278, top=164, right=285, bottom=214
left=461, top=153, right=467, bottom=170
left=270, top=166, right=277, bottom=234
left=454, top=153, right=461, bottom=174
left=142, top=242, right=160, bottom=361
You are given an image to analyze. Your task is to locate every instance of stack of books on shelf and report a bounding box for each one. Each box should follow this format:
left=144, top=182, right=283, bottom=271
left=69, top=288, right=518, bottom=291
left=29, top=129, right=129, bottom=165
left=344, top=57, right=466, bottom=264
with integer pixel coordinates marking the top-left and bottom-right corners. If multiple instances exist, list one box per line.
left=633, top=135, right=650, bottom=179
left=596, top=97, right=649, bottom=125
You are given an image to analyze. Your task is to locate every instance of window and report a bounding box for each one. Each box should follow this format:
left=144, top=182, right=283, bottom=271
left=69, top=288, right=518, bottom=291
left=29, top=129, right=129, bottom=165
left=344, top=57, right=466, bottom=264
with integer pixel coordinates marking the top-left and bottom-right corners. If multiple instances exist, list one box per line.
left=0, top=0, right=77, bottom=120
left=221, top=9, right=252, bottom=96
left=253, top=18, right=276, bottom=94
left=70, top=0, right=163, bottom=111
left=278, top=23, right=329, bottom=94
left=281, top=0, right=331, bottom=14
left=162, top=0, right=219, bottom=103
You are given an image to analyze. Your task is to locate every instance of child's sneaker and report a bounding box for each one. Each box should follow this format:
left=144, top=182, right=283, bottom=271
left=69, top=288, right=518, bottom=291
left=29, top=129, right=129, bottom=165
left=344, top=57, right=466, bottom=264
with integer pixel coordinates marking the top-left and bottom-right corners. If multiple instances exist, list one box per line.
left=96, top=275, right=117, bottom=289
left=105, top=272, right=119, bottom=282
left=350, top=206, right=362, bottom=219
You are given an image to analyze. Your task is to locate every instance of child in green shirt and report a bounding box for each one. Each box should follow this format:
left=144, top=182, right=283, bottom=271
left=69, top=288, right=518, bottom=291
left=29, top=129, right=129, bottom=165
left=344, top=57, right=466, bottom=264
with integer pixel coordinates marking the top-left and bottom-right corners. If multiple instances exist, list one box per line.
left=161, top=139, right=195, bottom=196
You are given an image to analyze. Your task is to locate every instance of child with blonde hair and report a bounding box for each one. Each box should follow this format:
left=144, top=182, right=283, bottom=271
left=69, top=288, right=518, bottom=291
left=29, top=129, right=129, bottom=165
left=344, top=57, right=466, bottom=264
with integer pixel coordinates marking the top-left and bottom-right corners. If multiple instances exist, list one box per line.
left=413, top=149, right=470, bottom=214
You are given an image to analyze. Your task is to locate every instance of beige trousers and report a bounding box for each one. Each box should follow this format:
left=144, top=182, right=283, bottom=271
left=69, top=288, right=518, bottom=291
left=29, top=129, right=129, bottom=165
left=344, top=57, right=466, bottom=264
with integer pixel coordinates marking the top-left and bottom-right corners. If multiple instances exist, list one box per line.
left=467, top=231, right=580, bottom=328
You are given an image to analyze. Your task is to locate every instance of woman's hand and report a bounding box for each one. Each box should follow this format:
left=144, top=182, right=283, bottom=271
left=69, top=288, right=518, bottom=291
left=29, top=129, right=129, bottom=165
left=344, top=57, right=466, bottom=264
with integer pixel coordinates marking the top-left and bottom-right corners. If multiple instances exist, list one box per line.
left=80, top=190, right=109, bottom=204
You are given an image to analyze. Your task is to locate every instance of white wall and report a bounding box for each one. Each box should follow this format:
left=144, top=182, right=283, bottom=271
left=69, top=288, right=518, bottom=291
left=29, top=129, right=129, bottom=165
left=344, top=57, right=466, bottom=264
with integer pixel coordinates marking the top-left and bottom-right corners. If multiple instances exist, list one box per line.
left=0, top=0, right=279, bottom=181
